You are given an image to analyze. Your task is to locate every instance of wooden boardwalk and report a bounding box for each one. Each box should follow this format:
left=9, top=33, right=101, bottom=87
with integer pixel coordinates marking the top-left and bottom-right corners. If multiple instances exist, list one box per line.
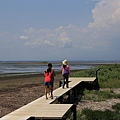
left=0, top=77, right=96, bottom=120
left=0, top=104, right=74, bottom=120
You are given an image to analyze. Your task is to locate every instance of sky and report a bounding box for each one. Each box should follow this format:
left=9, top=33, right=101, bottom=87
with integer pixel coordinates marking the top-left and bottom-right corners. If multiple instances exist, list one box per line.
left=0, top=0, right=120, bottom=61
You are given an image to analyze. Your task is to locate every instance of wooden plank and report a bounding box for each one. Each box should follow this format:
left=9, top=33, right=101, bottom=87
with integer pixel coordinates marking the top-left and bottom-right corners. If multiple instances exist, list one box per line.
left=0, top=104, right=73, bottom=120
left=69, top=77, right=96, bottom=82
left=53, top=77, right=96, bottom=98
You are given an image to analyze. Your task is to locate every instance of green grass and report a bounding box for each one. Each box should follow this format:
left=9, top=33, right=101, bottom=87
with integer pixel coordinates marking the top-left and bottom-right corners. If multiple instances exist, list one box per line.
left=71, top=64, right=120, bottom=101
left=82, top=90, right=120, bottom=101
left=69, top=103, right=120, bottom=120
left=72, top=64, right=120, bottom=88
left=70, top=64, right=120, bottom=120
left=78, top=104, right=120, bottom=120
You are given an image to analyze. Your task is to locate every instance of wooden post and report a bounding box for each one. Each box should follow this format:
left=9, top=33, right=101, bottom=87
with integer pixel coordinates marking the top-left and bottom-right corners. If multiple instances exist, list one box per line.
left=66, top=91, right=71, bottom=103
left=58, top=96, right=63, bottom=104
left=71, top=104, right=76, bottom=120
left=62, top=116, right=66, bottom=120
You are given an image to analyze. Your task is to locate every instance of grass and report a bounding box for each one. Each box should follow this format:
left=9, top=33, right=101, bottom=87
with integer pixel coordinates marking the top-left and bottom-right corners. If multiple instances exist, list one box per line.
left=69, top=103, right=120, bottom=120
left=72, top=64, right=120, bottom=88
left=82, top=90, right=120, bottom=101
left=71, top=64, right=120, bottom=102
left=70, top=64, right=120, bottom=120
left=78, top=104, right=120, bottom=120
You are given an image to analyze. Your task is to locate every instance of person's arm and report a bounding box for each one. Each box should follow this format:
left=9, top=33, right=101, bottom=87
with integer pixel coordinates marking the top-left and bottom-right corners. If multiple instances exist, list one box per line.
left=61, top=66, right=64, bottom=74
left=44, top=71, right=47, bottom=76
left=52, top=69, right=56, bottom=77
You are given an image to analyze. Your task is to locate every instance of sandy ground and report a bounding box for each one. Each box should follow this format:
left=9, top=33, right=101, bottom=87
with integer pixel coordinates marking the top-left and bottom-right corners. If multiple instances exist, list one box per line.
left=0, top=71, right=68, bottom=117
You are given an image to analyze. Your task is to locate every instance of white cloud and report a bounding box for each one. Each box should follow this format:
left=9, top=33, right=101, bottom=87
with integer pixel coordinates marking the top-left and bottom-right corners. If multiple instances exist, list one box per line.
left=44, top=40, right=54, bottom=46
left=83, top=0, right=120, bottom=51
left=20, top=0, right=120, bottom=51
left=1, top=0, right=119, bottom=60
left=22, top=25, right=75, bottom=48
left=88, top=0, right=120, bottom=28
left=2, top=0, right=120, bottom=53
left=19, top=35, right=28, bottom=40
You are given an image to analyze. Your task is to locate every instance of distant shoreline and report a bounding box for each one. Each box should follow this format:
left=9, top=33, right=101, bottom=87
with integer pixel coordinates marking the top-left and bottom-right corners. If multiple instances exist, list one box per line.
left=0, top=62, right=119, bottom=80
left=0, top=69, right=80, bottom=81
left=0, top=60, right=120, bottom=64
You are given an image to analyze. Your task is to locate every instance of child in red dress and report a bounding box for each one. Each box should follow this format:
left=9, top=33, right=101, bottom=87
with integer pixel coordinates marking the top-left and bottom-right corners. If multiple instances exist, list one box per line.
left=44, top=69, right=53, bottom=99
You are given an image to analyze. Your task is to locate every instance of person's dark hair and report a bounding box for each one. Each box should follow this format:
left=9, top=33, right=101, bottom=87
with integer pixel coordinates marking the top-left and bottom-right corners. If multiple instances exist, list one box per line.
left=63, top=65, right=66, bottom=69
left=48, top=63, right=52, bottom=67
left=47, top=68, right=51, bottom=73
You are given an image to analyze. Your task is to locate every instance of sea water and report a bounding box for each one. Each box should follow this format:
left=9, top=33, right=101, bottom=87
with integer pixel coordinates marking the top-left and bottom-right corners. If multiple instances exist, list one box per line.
left=0, top=61, right=94, bottom=76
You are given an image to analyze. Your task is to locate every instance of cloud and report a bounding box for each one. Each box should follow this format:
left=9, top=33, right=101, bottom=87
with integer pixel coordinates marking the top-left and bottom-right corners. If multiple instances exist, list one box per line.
left=2, top=0, right=119, bottom=52
left=19, top=35, right=28, bottom=40
left=19, top=0, right=120, bottom=52
left=1, top=0, right=119, bottom=60
left=21, top=25, right=75, bottom=48
left=87, top=0, right=120, bottom=50
left=89, top=0, right=120, bottom=28
left=44, top=40, right=54, bottom=46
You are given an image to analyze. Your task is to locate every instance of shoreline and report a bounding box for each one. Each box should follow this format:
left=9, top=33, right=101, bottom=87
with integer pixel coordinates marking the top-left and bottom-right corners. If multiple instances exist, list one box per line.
left=0, top=62, right=119, bottom=79
left=0, top=70, right=79, bottom=92
left=1, top=61, right=119, bottom=80
left=0, top=69, right=81, bottom=81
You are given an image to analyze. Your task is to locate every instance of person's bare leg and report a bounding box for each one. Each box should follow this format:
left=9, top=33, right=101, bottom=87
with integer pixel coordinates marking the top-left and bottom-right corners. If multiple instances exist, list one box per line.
left=49, top=85, right=53, bottom=99
left=45, top=86, right=48, bottom=99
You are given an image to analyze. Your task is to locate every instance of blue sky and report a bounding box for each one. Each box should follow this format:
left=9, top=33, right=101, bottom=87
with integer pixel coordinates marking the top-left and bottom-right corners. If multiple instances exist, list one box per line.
left=0, top=0, right=120, bottom=61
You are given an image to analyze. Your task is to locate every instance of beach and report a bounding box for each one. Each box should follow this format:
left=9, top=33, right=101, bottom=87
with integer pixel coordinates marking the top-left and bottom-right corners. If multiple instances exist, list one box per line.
left=0, top=61, right=94, bottom=117
left=1, top=62, right=120, bottom=118
left=0, top=70, right=78, bottom=117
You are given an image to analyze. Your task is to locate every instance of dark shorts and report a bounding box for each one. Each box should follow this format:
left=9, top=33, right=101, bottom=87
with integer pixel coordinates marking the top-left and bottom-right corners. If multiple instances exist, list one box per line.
left=44, top=82, right=52, bottom=86
left=51, top=82, right=53, bottom=87
left=63, top=73, right=69, bottom=78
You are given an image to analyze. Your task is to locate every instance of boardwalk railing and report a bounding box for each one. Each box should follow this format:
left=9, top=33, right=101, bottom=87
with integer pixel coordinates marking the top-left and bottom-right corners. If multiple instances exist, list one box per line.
left=0, top=77, right=96, bottom=120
